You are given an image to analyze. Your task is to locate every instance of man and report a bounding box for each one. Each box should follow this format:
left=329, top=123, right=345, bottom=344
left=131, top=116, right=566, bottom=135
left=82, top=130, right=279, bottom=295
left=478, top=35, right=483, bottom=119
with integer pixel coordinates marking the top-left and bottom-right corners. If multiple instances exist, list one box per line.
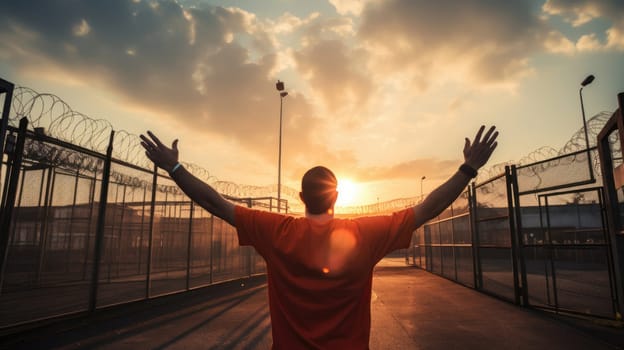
left=140, top=125, right=498, bottom=349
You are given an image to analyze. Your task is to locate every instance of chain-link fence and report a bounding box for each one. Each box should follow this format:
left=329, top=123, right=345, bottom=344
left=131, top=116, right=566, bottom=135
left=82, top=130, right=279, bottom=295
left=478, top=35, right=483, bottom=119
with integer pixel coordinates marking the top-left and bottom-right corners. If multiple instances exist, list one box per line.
left=515, top=150, right=616, bottom=319
left=408, top=150, right=621, bottom=320
left=0, top=119, right=272, bottom=329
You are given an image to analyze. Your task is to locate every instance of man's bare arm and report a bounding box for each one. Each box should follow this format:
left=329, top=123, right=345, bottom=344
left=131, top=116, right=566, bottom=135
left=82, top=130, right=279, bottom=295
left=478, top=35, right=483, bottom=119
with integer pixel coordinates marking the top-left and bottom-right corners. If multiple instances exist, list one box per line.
left=412, top=126, right=498, bottom=228
left=140, top=131, right=235, bottom=226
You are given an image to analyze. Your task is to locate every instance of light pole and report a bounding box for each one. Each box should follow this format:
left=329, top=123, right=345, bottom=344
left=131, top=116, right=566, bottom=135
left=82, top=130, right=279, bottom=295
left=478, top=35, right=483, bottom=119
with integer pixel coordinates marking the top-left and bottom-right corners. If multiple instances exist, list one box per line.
left=420, top=176, right=426, bottom=202
left=276, top=80, right=288, bottom=212
left=579, top=74, right=595, bottom=180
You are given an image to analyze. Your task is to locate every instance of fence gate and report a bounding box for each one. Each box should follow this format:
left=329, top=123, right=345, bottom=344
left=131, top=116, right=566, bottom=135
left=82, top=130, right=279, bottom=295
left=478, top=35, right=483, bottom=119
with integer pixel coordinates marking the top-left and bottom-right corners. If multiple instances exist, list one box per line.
left=596, top=92, right=624, bottom=319
left=528, top=187, right=617, bottom=318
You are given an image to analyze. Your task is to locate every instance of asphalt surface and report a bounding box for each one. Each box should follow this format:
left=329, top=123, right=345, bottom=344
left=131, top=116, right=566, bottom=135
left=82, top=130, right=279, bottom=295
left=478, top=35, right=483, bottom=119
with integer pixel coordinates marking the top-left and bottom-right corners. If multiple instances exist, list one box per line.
left=1, top=259, right=622, bottom=349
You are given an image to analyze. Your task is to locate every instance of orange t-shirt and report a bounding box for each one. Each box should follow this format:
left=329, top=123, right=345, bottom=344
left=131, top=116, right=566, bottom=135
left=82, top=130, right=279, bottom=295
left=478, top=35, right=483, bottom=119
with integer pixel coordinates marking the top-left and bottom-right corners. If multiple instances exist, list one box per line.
left=234, top=206, right=416, bottom=349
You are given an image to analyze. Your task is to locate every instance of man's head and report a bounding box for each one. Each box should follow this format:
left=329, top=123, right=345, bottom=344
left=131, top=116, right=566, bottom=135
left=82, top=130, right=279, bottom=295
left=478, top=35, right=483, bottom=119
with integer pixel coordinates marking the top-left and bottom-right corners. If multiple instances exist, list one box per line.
left=300, top=166, right=338, bottom=215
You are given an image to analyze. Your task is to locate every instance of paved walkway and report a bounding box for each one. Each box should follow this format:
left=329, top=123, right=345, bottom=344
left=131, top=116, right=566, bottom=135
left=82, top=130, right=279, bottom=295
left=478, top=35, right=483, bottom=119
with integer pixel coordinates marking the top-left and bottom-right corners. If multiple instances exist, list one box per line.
left=2, top=259, right=622, bottom=349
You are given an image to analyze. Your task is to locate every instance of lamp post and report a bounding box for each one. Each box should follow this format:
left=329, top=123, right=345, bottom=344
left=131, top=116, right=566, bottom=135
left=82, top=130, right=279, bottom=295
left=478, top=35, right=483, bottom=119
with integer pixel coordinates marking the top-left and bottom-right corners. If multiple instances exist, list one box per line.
left=276, top=80, right=288, bottom=212
left=579, top=74, right=595, bottom=180
left=420, top=176, right=426, bottom=202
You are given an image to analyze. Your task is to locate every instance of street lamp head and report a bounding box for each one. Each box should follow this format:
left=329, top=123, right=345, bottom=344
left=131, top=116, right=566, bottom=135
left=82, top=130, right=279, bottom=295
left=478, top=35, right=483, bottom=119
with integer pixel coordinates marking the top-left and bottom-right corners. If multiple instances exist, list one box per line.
left=276, top=80, right=285, bottom=91
left=421, top=176, right=426, bottom=180
left=581, top=75, right=595, bottom=87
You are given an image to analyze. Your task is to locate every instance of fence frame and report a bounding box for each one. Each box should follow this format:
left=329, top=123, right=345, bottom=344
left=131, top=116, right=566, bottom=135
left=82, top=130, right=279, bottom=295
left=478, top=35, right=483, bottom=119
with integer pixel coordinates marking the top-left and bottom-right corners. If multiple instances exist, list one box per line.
left=596, top=93, right=624, bottom=318
left=0, top=78, right=14, bottom=183
left=0, top=112, right=276, bottom=331
left=412, top=147, right=621, bottom=320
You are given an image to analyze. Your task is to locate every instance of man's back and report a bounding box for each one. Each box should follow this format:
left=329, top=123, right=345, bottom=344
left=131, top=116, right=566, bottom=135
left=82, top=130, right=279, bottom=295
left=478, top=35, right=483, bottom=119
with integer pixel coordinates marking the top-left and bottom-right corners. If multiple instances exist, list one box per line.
left=235, top=206, right=416, bottom=349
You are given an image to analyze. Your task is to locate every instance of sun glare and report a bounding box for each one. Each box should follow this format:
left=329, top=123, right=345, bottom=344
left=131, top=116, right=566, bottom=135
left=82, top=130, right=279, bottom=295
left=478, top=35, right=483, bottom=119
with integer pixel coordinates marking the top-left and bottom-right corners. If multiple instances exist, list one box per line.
left=336, top=179, right=360, bottom=207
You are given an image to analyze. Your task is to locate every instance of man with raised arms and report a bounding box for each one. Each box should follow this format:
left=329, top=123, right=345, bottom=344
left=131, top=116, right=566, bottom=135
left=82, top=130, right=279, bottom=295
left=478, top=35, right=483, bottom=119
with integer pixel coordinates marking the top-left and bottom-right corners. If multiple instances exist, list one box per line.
left=140, top=125, right=498, bottom=349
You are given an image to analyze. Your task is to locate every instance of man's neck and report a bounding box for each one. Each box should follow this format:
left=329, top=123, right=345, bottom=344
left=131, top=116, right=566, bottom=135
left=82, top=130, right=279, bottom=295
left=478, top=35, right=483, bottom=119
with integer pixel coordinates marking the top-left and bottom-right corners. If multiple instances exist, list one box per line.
left=305, top=211, right=334, bottom=223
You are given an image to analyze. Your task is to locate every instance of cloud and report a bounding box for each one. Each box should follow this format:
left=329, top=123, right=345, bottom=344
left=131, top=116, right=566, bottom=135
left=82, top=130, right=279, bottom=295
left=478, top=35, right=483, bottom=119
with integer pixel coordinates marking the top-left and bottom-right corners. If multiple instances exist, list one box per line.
left=272, top=12, right=307, bottom=34
left=542, top=0, right=602, bottom=26
left=542, top=0, right=621, bottom=26
left=543, top=0, right=624, bottom=50
left=576, top=33, right=604, bottom=51
left=358, top=0, right=553, bottom=87
left=327, top=0, right=368, bottom=16
left=270, top=13, right=376, bottom=126
left=354, top=158, right=458, bottom=182
left=543, top=31, right=576, bottom=54
left=294, top=39, right=373, bottom=119
left=606, top=20, right=624, bottom=49
left=0, top=0, right=330, bottom=171
left=72, top=19, right=91, bottom=37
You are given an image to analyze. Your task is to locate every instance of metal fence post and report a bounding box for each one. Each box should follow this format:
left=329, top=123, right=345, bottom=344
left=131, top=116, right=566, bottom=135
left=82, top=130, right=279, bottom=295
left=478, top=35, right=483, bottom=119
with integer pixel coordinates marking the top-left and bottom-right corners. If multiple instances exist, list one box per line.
left=82, top=170, right=97, bottom=281
left=35, top=167, right=55, bottom=285
left=115, top=185, right=127, bottom=279
left=186, top=201, right=194, bottom=290
left=598, top=187, right=620, bottom=319
left=470, top=182, right=482, bottom=289
left=510, top=165, right=529, bottom=305
left=66, top=169, right=80, bottom=273
left=146, top=165, right=158, bottom=298
left=614, top=93, right=624, bottom=318
left=0, top=117, right=27, bottom=295
left=88, top=130, right=114, bottom=312
left=451, top=203, right=458, bottom=281
left=247, top=198, right=252, bottom=276
left=0, top=78, right=14, bottom=180
left=506, top=166, right=522, bottom=305
left=138, top=185, right=148, bottom=275
left=209, top=214, right=214, bottom=284
left=543, top=195, right=560, bottom=311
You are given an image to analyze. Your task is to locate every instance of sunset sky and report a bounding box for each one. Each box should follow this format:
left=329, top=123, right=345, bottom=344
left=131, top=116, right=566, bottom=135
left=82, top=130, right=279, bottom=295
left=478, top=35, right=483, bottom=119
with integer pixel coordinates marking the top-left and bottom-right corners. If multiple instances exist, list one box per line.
left=1, top=0, right=623, bottom=209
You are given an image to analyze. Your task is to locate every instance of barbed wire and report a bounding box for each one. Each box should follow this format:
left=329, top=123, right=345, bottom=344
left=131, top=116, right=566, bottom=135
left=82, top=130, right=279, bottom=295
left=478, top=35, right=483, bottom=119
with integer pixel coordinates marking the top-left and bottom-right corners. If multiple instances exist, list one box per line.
left=11, top=87, right=113, bottom=153
left=475, top=111, right=615, bottom=183
left=8, top=85, right=618, bottom=214
left=561, top=111, right=613, bottom=153
left=9, top=86, right=304, bottom=203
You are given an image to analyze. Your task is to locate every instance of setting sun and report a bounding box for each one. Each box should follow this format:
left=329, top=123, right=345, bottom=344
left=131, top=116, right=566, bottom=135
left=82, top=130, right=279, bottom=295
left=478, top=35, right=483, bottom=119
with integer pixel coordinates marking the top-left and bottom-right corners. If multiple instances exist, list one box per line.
left=336, top=179, right=360, bottom=207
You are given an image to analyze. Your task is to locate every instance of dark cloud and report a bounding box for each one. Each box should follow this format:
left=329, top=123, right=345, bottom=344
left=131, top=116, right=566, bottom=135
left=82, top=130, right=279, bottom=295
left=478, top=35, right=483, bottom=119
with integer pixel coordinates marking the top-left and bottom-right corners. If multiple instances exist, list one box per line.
left=0, top=0, right=321, bottom=165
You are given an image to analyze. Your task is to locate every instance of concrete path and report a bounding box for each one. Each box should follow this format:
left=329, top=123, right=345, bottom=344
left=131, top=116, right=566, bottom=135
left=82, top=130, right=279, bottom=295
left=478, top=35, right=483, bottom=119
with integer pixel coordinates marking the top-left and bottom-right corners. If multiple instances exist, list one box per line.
left=1, top=259, right=622, bottom=349
left=370, top=261, right=622, bottom=349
